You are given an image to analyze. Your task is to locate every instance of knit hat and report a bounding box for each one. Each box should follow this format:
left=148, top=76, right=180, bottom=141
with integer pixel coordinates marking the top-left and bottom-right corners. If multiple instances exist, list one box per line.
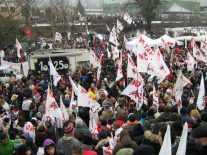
left=104, top=103, right=110, bottom=109
left=191, top=125, right=207, bottom=138
left=43, top=139, right=55, bottom=148
left=63, top=123, right=74, bottom=134
left=133, top=144, right=155, bottom=155
left=128, top=113, right=136, bottom=122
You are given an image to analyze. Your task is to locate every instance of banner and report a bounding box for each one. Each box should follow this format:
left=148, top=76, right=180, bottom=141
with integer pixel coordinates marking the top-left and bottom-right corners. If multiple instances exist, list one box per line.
left=197, top=75, right=205, bottom=111
left=127, top=53, right=137, bottom=79
left=22, top=62, right=29, bottom=77
left=123, top=12, right=132, bottom=24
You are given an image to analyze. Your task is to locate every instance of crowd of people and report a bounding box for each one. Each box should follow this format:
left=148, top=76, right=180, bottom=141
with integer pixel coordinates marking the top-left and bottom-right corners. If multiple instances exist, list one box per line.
left=0, top=24, right=207, bottom=155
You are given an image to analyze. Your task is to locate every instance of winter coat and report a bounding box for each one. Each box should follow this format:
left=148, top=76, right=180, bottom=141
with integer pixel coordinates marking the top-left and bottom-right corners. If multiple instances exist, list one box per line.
left=100, top=109, right=113, bottom=121
left=0, top=140, right=14, bottom=155
left=57, top=135, right=80, bottom=155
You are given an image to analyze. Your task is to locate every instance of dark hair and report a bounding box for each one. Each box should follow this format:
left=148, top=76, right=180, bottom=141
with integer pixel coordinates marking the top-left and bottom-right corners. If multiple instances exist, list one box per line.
left=159, top=126, right=177, bottom=144
left=101, top=120, right=107, bottom=126
left=44, top=144, right=57, bottom=155
left=0, top=132, right=8, bottom=140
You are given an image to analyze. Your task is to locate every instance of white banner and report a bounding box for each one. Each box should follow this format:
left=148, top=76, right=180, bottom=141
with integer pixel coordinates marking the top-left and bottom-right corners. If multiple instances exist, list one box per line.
left=123, top=12, right=132, bottom=24
left=22, top=62, right=29, bottom=77
left=197, top=75, right=205, bottom=111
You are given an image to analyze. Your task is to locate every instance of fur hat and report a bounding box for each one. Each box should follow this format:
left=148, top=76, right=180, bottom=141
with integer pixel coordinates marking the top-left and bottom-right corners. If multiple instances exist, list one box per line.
left=191, top=125, right=207, bottom=138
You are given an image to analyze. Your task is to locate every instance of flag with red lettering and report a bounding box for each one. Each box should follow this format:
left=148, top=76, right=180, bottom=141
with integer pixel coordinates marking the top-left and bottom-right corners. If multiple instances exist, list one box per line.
left=117, top=20, right=124, bottom=31
left=192, top=40, right=206, bottom=62
left=109, top=26, right=119, bottom=46
left=196, top=75, right=205, bottom=111
left=111, top=45, right=120, bottom=61
left=161, top=34, right=175, bottom=47
left=15, top=38, right=22, bottom=58
left=23, top=122, right=35, bottom=143
left=123, top=12, right=132, bottom=24
left=148, top=48, right=170, bottom=83
left=174, top=71, right=191, bottom=113
left=49, top=59, right=61, bottom=87
left=186, top=52, right=196, bottom=72
left=121, top=79, right=144, bottom=104
left=77, top=84, right=90, bottom=107
left=60, top=95, right=69, bottom=122
left=45, top=88, right=63, bottom=119
left=200, top=41, right=207, bottom=53
left=127, top=53, right=137, bottom=79
left=90, top=49, right=100, bottom=68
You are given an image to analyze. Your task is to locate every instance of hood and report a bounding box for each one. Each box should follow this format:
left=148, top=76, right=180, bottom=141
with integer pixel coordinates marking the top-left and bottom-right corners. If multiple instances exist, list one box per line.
left=121, top=135, right=133, bottom=147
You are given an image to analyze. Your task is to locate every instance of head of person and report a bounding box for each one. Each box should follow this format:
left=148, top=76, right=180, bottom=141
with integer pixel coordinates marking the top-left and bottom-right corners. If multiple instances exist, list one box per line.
left=0, top=132, right=8, bottom=144
left=43, top=139, right=56, bottom=155
left=128, top=113, right=136, bottom=122
left=191, top=125, right=207, bottom=146
left=63, top=121, right=74, bottom=135
left=158, top=125, right=177, bottom=145
left=17, top=144, right=32, bottom=155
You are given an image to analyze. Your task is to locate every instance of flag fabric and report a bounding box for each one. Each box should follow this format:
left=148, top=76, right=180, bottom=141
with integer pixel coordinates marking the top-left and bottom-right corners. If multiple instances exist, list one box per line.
left=69, top=76, right=79, bottom=96
left=153, top=84, right=159, bottom=107
left=161, top=34, right=176, bottom=47
left=117, top=20, right=124, bottom=31
left=127, top=53, right=137, bottom=79
left=197, top=75, right=205, bottom=111
left=55, top=32, right=62, bottom=42
left=45, top=87, right=63, bottom=119
left=48, top=59, right=61, bottom=86
left=60, top=95, right=69, bottom=122
left=15, top=38, right=22, bottom=58
left=22, top=62, right=29, bottom=77
left=69, top=89, right=77, bottom=111
left=97, top=65, right=102, bottom=84
left=200, top=41, right=207, bottom=53
left=107, top=48, right=111, bottom=58
left=121, top=79, right=144, bottom=104
left=77, top=84, right=90, bottom=107
left=123, top=12, right=132, bottom=24
left=176, top=123, right=188, bottom=155
left=174, top=71, right=191, bottom=113
left=148, top=48, right=170, bottom=84
left=186, top=52, right=196, bottom=72
left=109, top=30, right=119, bottom=46
left=90, top=49, right=100, bottom=68
left=192, top=40, right=206, bottom=62
left=106, top=24, right=110, bottom=31
left=111, top=45, right=120, bottom=61
left=159, top=125, right=171, bottom=155
left=115, top=57, right=123, bottom=82
left=123, top=35, right=128, bottom=43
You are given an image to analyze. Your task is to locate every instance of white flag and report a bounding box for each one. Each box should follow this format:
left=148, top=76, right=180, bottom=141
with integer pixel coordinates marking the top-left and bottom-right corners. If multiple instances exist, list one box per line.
left=124, top=35, right=128, bottom=43
left=161, top=34, right=176, bottom=47
left=22, top=62, right=29, bottom=77
left=123, top=12, right=132, bottom=24
left=60, top=95, right=69, bottom=122
left=111, top=45, right=120, bottom=61
left=77, top=84, right=90, bottom=107
left=16, top=38, right=22, bottom=58
left=192, top=40, right=206, bottom=62
left=109, top=30, right=119, bottom=46
left=107, top=48, right=111, bottom=58
left=90, top=49, right=100, bottom=68
left=78, top=11, right=82, bottom=17
left=45, top=87, right=63, bottom=119
left=153, top=84, right=159, bottom=107
left=48, top=59, right=61, bottom=87
left=127, top=53, right=137, bottom=79
left=200, top=41, right=207, bottom=53
left=186, top=52, right=196, bottom=72
left=159, top=125, right=171, bottom=155
left=55, top=32, right=62, bottom=42
left=97, top=65, right=102, bottom=82
left=117, top=20, right=124, bottom=31
left=69, top=76, right=79, bottom=96
left=197, top=75, right=205, bottom=111
left=116, top=57, right=123, bottom=82
left=174, top=71, right=191, bottom=113
left=121, top=79, right=144, bottom=104
left=176, top=123, right=188, bottom=155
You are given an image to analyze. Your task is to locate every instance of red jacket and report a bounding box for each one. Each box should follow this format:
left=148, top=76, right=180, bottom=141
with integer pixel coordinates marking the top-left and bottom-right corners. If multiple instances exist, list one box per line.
left=83, top=150, right=98, bottom=155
